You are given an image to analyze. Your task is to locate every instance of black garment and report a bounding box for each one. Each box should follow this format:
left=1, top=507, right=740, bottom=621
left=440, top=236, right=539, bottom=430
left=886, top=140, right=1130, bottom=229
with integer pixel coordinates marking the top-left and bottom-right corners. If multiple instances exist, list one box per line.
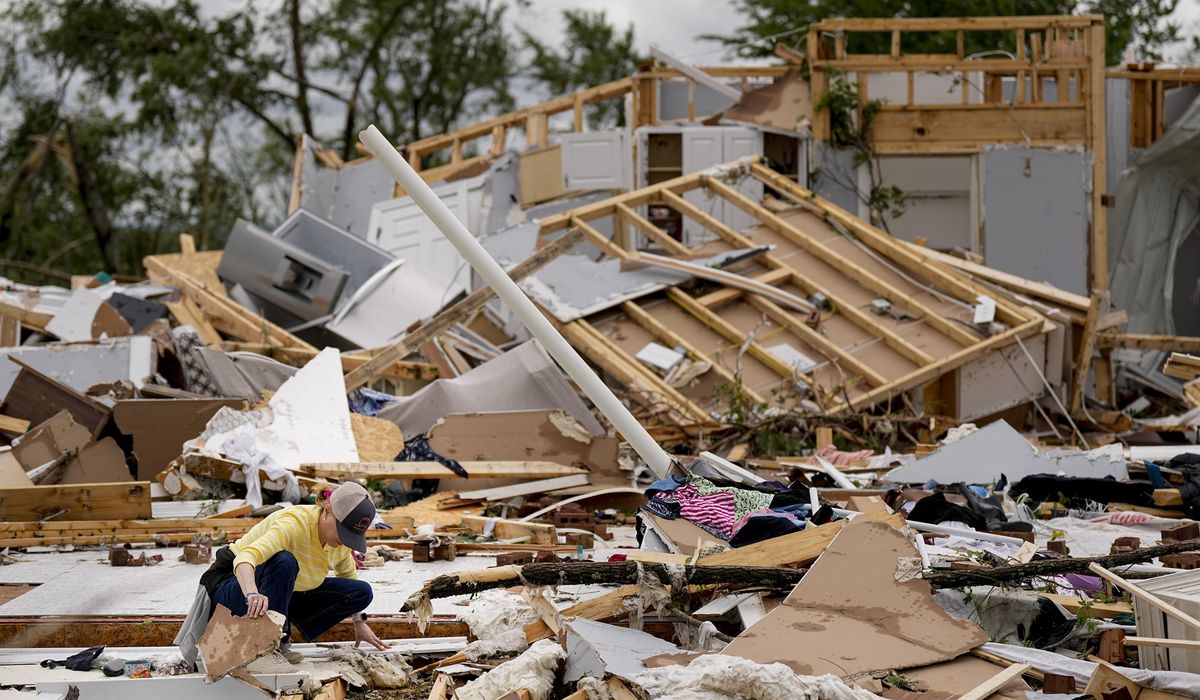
left=1167, top=453, right=1200, bottom=519
left=41, top=645, right=104, bottom=671
left=956, top=484, right=1009, bottom=530
left=1009, top=474, right=1155, bottom=507
left=908, top=492, right=989, bottom=531
left=200, top=546, right=237, bottom=599
left=729, top=512, right=804, bottom=547
left=397, top=435, right=468, bottom=478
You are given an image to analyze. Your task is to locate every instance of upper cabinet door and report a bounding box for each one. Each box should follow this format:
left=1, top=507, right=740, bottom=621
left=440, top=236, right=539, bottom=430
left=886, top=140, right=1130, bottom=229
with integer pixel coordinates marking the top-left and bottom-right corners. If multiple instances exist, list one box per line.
left=560, top=131, right=631, bottom=191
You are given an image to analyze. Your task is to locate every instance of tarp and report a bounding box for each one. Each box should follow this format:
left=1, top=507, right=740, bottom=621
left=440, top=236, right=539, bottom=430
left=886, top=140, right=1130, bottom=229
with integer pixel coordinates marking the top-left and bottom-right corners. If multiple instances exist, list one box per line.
left=376, top=340, right=604, bottom=437
left=1110, top=92, right=1200, bottom=341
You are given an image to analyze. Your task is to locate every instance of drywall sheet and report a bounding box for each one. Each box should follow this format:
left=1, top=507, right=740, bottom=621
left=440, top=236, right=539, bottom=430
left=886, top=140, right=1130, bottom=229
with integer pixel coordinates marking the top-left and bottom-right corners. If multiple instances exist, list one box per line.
left=719, top=73, right=811, bottom=133
left=982, top=146, right=1088, bottom=296
left=955, top=333, right=1047, bottom=421
left=563, top=618, right=680, bottom=683
left=113, top=399, right=244, bottom=480
left=261, top=347, right=358, bottom=466
left=0, top=336, right=154, bottom=400
left=297, top=135, right=394, bottom=238
left=659, top=79, right=740, bottom=121
left=809, top=143, right=861, bottom=214
left=877, top=156, right=973, bottom=250
left=427, top=410, right=618, bottom=471
left=720, top=518, right=988, bottom=677
left=377, top=340, right=603, bottom=437
left=44, top=289, right=131, bottom=342
left=885, top=419, right=1128, bottom=484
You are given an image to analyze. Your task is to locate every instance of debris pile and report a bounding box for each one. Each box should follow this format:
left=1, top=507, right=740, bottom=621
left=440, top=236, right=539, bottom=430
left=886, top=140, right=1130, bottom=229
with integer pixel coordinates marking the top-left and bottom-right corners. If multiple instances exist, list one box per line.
left=0, top=13, right=1199, bottom=700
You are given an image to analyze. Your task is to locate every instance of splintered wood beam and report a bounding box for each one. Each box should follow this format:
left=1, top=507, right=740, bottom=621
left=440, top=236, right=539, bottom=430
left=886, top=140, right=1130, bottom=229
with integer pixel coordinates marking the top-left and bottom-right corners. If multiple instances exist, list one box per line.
left=620, top=300, right=768, bottom=405
left=666, top=287, right=813, bottom=390
left=144, top=256, right=316, bottom=352
left=1101, top=333, right=1200, bottom=353
left=707, top=176, right=982, bottom=348
left=747, top=162, right=1035, bottom=327
left=0, top=482, right=153, bottom=521
left=571, top=216, right=634, bottom=260
left=615, top=202, right=691, bottom=257
left=0, top=300, right=52, bottom=333
left=165, top=299, right=222, bottom=346
left=1070, top=294, right=1102, bottom=415
left=658, top=188, right=934, bottom=367
left=745, top=296, right=887, bottom=388
left=563, top=319, right=713, bottom=425
left=343, top=227, right=584, bottom=390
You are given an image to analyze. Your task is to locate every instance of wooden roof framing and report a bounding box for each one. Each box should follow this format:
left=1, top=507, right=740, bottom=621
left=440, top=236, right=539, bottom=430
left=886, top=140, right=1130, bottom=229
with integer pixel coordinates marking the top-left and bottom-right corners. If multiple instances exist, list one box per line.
left=538, top=159, right=1046, bottom=427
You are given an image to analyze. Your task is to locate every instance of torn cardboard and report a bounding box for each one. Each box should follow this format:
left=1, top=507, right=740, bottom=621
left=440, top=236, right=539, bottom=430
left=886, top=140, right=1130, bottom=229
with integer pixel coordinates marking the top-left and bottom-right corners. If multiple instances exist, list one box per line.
left=718, top=518, right=988, bottom=678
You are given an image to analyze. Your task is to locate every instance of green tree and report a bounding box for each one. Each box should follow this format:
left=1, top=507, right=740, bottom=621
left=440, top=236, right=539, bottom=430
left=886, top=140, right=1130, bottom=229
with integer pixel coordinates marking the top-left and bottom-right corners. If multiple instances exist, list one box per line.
left=0, top=0, right=524, bottom=280
left=706, top=0, right=1180, bottom=64
left=522, top=9, right=640, bottom=128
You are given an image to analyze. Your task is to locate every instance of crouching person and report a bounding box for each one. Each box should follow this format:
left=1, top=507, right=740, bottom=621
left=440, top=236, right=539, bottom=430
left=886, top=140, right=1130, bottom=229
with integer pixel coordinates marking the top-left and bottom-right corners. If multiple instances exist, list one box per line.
left=175, top=482, right=389, bottom=667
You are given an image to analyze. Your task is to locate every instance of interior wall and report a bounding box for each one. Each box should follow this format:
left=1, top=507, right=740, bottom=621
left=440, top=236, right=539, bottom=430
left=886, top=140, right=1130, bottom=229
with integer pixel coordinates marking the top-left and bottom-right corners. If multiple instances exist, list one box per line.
left=1172, top=223, right=1200, bottom=337
left=876, top=156, right=973, bottom=250
left=981, top=145, right=1089, bottom=296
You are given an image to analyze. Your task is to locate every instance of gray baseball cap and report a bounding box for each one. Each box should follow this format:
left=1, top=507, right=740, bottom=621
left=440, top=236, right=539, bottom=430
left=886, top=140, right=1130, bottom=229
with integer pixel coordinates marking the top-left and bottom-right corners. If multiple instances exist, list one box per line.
left=329, top=482, right=375, bottom=553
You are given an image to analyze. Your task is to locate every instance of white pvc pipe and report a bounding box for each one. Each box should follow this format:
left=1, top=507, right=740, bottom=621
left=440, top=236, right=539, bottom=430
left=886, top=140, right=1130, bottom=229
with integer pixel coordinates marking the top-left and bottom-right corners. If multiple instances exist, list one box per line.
left=358, top=125, right=675, bottom=479
left=906, top=520, right=1026, bottom=547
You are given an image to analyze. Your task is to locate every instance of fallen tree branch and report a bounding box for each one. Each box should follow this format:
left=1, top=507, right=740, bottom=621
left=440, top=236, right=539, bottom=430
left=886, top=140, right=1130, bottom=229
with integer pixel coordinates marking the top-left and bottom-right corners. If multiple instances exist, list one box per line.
left=923, top=537, right=1200, bottom=589
left=407, top=562, right=808, bottom=609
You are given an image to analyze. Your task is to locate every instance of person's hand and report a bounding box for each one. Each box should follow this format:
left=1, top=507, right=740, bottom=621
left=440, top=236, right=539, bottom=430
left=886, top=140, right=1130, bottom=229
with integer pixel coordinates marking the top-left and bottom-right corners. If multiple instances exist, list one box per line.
left=353, top=619, right=389, bottom=650
left=245, top=592, right=269, bottom=618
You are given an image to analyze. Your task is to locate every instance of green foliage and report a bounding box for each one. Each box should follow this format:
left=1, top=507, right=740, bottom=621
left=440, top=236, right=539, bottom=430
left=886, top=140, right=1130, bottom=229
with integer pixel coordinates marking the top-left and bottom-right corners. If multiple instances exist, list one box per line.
left=0, top=0, right=526, bottom=281
left=883, top=672, right=919, bottom=691
left=813, top=71, right=906, bottom=228
left=713, top=380, right=764, bottom=425
left=706, top=0, right=1180, bottom=65
left=522, top=9, right=640, bottom=128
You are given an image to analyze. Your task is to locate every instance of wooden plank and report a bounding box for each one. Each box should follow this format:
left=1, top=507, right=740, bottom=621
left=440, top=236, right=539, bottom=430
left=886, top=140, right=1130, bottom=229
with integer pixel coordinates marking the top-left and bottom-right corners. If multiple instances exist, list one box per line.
left=620, top=300, right=768, bottom=405
left=868, top=106, right=1085, bottom=147
left=658, top=188, right=935, bottom=366
left=0, top=301, right=52, bottom=333
left=1038, top=593, right=1133, bottom=618
left=225, top=343, right=438, bottom=381
left=958, top=664, right=1032, bottom=700
left=571, top=216, right=633, bottom=261
left=460, top=515, right=557, bottom=545
left=455, top=474, right=591, bottom=502
left=616, top=202, right=691, bottom=256
left=145, top=255, right=315, bottom=352
left=666, top=288, right=812, bottom=389
left=1103, top=334, right=1200, bottom=353
left=1125, top=636, right=1200, bottom=651
left=1089, top=20, right=1107, bottom=293
left=165, top=298, right=222, bottom=346
left=1069, top=294, right=1102, bottom=415
left=343, top=226, right=584, bottom=390
left=295, top=461, right=588, bottom=481
left=746, top=296, right=887, bottom=388
left=708, top=176, right=983, bottom=347
left=0, top=482, right=152, bottom=521
left=813, top=16, right=1100, bottom=32
left=0, top=415, right=30, bottom=435
left=747, top=162, right=1033, bottom=327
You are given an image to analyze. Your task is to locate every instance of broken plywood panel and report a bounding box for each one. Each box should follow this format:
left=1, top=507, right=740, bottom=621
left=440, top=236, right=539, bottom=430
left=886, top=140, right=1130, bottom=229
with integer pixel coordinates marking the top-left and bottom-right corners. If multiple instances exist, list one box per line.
left=60, top=438, right=131, bottom=484
left=427, top=410, right=616, bottom=472
left=199, top=603, right=285, bottom=681
left=719, top=518, right=987, bottom=678
left=0, top=450, right=32, bottom=488
left=350, top=412, right=406, bottom=463
left=902, top=655, right=1030, bottom=700
left=113, top=398, right=244, bottom=480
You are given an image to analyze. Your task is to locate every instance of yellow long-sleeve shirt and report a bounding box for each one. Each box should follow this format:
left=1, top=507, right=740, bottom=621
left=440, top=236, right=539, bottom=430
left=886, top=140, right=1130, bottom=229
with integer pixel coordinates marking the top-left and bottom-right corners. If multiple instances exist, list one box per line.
left=231, top=505, right=357, bottom=592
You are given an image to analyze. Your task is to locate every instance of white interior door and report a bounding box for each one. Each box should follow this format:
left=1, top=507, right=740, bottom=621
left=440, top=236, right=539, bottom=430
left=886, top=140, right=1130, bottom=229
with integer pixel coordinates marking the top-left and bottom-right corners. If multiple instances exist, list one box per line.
left=367, top=184, right=471, bottom=290
left=560, top=131, right=630, bottom=190
left=722, top=127, right=763, bottom=233
left=682, top=128, right=726, bottom=244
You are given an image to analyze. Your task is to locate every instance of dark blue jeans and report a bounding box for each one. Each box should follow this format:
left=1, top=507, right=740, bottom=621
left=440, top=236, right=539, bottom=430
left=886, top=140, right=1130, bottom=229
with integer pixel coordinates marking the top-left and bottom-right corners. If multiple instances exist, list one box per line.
left=211, top=551, right=373, bottom=641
